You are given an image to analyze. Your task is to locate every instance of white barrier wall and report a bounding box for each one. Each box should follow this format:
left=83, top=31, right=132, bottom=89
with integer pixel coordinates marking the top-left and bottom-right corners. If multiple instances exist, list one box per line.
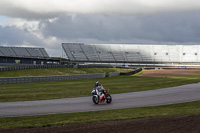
left=62, top=43, right=200, bottom=63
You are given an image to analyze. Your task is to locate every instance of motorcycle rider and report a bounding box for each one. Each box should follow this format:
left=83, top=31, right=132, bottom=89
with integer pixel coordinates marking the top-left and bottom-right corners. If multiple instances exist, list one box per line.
left=94, top=81, right=105, bottom=98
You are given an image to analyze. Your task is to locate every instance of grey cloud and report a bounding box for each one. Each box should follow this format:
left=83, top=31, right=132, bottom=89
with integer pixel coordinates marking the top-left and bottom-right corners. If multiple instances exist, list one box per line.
left=0, top=6, right=61, bottom=20
left=0, top=0, right=200, bottom=19
left=0, top=25, right=45, bottom=46
left=41, top=11, right=200, bottom=44
left=0, top=25, right=63, bottom=56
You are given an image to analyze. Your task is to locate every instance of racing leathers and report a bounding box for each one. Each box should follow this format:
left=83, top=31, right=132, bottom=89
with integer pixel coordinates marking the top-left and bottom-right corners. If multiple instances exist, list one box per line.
left=94, top=84, right=105, bottom=98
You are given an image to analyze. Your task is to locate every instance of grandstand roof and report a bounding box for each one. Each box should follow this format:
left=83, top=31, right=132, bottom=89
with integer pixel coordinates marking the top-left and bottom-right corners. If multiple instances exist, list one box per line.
left=0, top=46, right=49, bottom=58
left=62, top=43, right=200, bottom=63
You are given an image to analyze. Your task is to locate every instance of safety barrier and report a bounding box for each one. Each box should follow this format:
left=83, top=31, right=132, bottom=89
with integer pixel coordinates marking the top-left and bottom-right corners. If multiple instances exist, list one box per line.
left=0, top=64, right=116, bottom=72
left=108, top=72, right=120, bottom=77
left=0, top=73, right=106, bottom=85
left=0, top=64, right=73, bottom=72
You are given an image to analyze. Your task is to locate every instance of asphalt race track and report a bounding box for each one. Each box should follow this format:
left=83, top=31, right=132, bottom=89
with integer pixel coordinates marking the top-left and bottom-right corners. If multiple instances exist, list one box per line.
left=1, top=82, right=200, bottom=118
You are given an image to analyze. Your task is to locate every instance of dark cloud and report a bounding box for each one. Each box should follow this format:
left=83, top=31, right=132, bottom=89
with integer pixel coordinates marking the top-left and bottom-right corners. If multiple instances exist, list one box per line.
left=41, top=11, right=200, bottom=44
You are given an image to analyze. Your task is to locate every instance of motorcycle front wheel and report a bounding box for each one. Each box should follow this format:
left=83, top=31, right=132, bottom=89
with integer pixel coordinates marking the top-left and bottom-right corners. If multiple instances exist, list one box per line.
left=93, top=95, right=99, bottom=104
left=106, top=94, right=112, bottom=103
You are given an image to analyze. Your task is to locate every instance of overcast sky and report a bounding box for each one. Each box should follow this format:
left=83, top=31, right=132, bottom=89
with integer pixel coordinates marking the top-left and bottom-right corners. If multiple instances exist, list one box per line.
left=0, top=0, right=200, bottom=56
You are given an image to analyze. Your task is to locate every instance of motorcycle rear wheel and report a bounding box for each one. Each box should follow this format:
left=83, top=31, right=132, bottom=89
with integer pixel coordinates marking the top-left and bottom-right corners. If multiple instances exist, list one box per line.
left=93, top=96, right=99, bottom=104
left=106, top=94, right=112, bottom=103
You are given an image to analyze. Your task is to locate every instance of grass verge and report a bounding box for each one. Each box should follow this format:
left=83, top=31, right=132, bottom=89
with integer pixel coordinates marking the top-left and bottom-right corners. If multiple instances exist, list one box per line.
left=0, top=100, right=200, bottom=129
left=1, top=73, right=200, bottom=102
left=0, top=68, right=133, bottom=77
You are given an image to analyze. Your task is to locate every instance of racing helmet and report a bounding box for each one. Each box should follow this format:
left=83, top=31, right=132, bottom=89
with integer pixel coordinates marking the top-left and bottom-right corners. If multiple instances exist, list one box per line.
left=95, top=81, right=99, bottom=86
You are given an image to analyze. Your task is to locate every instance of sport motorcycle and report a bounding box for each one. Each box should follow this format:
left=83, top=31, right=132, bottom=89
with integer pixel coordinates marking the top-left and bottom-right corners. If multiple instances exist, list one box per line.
left=91, top=88, right=112, bottom=104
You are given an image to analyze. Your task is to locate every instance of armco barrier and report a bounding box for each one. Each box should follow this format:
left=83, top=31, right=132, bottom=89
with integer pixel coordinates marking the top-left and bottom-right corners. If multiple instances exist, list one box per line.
left=0, top=73, right=106, bottom=85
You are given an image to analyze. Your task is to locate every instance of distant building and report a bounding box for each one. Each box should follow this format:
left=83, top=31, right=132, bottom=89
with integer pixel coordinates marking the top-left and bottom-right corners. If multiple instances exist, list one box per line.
left=0, top=46, right=49, bottom=65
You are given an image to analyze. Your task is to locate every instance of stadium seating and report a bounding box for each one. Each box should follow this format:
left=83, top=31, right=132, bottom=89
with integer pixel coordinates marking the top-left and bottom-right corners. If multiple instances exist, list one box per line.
left=62, top=43, right=200, bottom=63
left=0, top=47, right=16, bottom=56
left=0, top=46, right=49, bottom=58
left=80, top=44, right=100, bottom=61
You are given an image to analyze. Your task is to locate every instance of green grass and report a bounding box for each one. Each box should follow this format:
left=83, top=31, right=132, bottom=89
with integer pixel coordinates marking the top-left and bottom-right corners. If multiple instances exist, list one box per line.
left=0, top=100, right=200, bottom=129
left=1, top=69, right=200, bottom=130
left=1, top=73, right=200, bottom=102
left=0, top=68, right=133, bottom=77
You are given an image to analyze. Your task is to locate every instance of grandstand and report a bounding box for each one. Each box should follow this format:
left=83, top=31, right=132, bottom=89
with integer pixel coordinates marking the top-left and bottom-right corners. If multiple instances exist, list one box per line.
left=0, top=46, right=49, bottom=65
left=62, top=43, right=200, bottom=65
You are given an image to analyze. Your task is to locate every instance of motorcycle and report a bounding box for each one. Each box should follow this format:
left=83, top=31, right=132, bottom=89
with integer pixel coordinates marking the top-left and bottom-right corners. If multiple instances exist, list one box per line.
left=91, top=88, right=112, bottom=104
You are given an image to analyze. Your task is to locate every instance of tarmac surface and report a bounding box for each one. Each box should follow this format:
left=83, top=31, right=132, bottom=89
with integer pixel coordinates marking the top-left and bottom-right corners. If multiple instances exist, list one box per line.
left=1, top=82, right=200, bottom=118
